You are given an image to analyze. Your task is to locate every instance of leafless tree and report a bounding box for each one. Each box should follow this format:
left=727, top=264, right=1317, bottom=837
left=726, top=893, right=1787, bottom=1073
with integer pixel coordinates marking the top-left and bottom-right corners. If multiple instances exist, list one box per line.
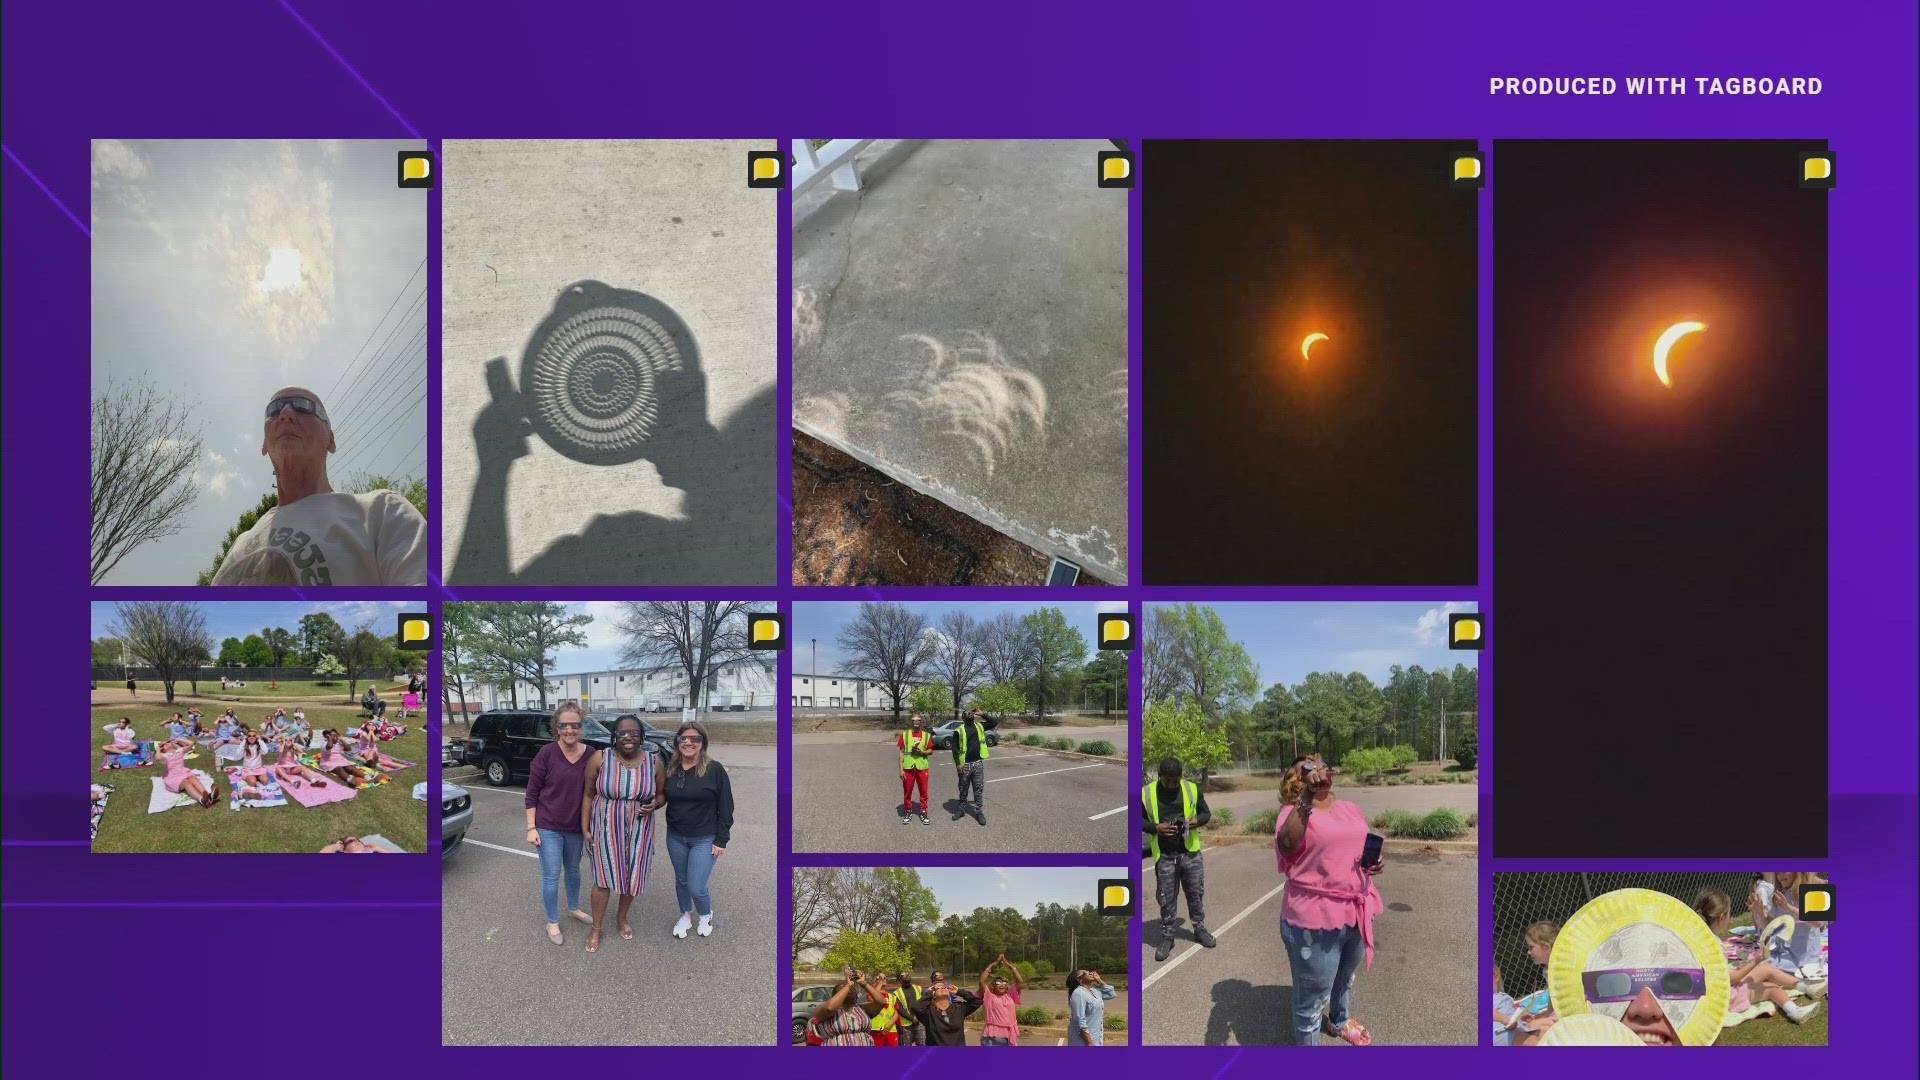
left=977, top=609, right=1033, bottom=688
left=791, top=867, right=896, bottom=962
left=108, top=601, right=213, bottom=704
left=838, top=602, right=937, bottom=719
left=1142, top=605, right=1179, bottom=705
left=91, top=379, right=205, bottom=584
left=927, top=611, right=986, bottom=719
left=615, top=601, right=773, bottom=711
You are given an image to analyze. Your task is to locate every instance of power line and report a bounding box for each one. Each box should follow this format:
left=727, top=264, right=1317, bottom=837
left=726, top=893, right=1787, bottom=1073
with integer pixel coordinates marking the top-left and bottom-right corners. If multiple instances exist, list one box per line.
left=328, top=296, right=426, bottom=420
left=329, top=323, right=425, bottom=427
left=339, top=399, right=428, bottom=486
left=323, top=257, right=425, bottom=404
left=332, top=369, right=427, bottom=478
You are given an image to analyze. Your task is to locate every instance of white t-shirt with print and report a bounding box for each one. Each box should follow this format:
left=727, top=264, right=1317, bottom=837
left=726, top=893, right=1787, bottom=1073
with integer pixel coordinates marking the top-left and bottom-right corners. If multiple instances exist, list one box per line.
left=211, top=491, right=425, bottom=586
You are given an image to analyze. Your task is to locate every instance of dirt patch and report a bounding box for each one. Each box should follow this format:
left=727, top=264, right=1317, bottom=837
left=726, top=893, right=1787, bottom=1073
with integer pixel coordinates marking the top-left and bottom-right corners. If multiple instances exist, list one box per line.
left=792, top=431, right=1108, bottom=586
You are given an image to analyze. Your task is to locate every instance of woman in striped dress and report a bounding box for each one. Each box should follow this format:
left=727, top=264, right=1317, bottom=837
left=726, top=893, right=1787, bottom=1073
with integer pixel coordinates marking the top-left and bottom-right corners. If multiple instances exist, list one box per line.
left=581, top=714, right=663, bottom=953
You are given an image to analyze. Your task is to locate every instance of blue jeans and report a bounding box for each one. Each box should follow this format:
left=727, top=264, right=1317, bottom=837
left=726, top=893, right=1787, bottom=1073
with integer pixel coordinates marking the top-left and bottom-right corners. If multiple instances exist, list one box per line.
left=666, top=831, right=715, bottom=916
left=1281, top=921, right=1365, bottom=1044
left=980, top=1036, right=1011, bottom=1046
left=536, top=828, right=584, bottom=924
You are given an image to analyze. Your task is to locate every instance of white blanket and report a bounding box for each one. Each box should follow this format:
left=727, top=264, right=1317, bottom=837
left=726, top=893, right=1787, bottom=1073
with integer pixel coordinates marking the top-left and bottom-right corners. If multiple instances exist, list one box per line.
left=146, top=770, right=212, bottom=814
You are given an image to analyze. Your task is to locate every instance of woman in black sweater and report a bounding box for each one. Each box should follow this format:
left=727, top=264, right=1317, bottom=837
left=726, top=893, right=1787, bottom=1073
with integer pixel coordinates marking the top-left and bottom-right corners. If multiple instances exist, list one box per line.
left=662, top=720, right=734, bottom=939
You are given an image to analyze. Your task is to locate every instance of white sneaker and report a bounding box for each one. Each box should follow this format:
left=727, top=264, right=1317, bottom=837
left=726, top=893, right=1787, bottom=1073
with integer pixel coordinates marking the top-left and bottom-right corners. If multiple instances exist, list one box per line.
left=697, top=915, right=714, bottom=937
left=1799, top=978, right=1828, bottom=997
left=672, top=914, right=692, bottom=939
left=1782, top=999, right=1820, bottom=1024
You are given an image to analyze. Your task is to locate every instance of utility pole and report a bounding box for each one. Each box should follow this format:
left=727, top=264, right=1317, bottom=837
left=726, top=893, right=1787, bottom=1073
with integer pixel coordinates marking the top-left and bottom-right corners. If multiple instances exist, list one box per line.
left=811, top=638, right=817, bottom=709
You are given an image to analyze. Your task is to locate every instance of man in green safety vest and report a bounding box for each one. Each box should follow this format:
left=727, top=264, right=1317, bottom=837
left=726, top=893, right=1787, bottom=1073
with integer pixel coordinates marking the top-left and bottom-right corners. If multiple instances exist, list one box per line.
left=898, top=714, right=933, bottom=824
left=1143, top=757, right=1214, bottom=961
left=890, top=970, right=929, bottom=1045
left=950, top=707, right=993, bottom=825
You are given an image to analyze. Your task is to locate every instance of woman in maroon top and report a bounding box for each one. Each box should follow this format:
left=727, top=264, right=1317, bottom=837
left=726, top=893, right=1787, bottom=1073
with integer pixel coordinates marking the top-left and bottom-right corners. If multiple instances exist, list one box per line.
left=525, top=701, right=595, bottom=945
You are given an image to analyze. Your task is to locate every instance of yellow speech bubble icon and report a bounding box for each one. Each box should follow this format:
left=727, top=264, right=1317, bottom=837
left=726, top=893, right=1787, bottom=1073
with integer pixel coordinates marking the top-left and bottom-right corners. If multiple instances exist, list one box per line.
left=1801, top=887, right=1833, bottom=915
left=752, top=156, right=781, bottom=181
left=751, top=617, right=782, bottom=643
left=401, top=617, right=430, bottom=643
left=1453, top=156, right=1482, bottom=182
left=1102, top=157, right=1131, bottom=182
left=402, top=156, right=431, bottom=181
left=1452, top=617, right=1481, bottom=644
left=1101, top=883, right=1131, bottom=909
left=1803, top=156, right=1831, bottom=181
left=1102, top=620, right=1131, bottom=644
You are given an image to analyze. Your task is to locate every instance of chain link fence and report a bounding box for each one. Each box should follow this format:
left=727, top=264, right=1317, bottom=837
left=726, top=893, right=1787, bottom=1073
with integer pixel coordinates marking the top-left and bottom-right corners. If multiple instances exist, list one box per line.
left=1492, top=871, right=1762, bottom=997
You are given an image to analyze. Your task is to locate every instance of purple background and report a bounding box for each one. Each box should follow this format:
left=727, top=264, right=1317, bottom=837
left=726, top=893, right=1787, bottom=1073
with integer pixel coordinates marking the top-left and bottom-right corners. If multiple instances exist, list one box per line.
left=5, top=0, right=1914, bottom=1075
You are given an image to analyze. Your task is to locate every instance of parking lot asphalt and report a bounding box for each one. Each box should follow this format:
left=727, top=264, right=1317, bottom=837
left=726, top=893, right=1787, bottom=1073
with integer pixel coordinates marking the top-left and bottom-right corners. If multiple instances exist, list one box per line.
left=1139, top=843, right=1478, bottom=1046
left=442, top=745, right=777, bottom=1045
left=791, top=731, right=1131, bottom=855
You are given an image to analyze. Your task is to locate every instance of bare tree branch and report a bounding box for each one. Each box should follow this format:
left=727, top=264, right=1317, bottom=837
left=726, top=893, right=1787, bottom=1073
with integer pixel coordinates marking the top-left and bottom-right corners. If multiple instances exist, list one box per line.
left=91, top=379, right=205, bottom=584
left=614, top=601, right=773, bottom=711
left=107, top=601, right=213, bottom=704
left=836, top=602, right=936, bottom=719
left=928, top=611, right=987, bottom=718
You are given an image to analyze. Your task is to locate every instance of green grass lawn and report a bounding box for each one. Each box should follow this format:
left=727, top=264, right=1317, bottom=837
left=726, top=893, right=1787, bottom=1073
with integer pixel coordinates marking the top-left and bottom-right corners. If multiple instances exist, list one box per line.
left=1710, top=914, right=1829, bottom=1046
left=114, top=678, right=416, bottom=705
left=91, top=704, right=429, bottom=853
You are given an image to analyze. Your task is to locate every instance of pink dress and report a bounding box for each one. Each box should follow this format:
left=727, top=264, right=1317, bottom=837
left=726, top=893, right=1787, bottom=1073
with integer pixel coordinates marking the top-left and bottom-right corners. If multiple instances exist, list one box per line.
left=980, top=987, right=1021, bottom=1043
left=318, top=742, right=352, bottom=770
left=160, top=748, right=193, bottom=793
left=1275, top=800, right=1385, bottom=968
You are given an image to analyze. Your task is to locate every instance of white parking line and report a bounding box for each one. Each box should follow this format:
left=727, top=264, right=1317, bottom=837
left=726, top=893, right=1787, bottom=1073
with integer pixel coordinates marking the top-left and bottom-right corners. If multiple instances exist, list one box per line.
left=459, top=785, right=519, bottom=794
left=1088, top=805, right=1128, bottom=821
left=461, top=837, right=539, bottom=860
left=986, top=763, right=1104, bottom=784
left=1141, top=880, right=1288, bottom=991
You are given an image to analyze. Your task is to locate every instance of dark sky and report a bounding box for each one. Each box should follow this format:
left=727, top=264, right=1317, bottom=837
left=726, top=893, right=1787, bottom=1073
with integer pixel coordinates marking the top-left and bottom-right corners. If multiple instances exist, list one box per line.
left=1493, top=140, right=1828, bottom=859
left=1142, top=140, right=1478, bottom=585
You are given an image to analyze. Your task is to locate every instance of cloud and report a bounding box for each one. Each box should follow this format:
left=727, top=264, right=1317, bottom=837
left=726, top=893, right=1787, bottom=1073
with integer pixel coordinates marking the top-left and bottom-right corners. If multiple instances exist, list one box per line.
left=206, top=140, right=338, bottom=355
left=208, top=450, right=227, bottom=466
left=1413, top=601, right=1477, bottom=645
left=579, top=601, right=631, bottom=649
left=1096, top=600, right=1130, bottom=613
left=91, top=140, right=171, bottom=249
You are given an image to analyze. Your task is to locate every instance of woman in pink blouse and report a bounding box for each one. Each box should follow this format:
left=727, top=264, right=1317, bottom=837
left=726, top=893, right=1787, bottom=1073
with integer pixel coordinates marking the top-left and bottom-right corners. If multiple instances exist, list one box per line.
left=1274, top=755, right=1385, bottom=1045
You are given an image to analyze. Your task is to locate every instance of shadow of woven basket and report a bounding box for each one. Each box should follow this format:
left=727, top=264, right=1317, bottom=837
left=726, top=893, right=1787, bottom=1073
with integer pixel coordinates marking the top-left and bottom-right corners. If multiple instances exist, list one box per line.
left=490, top=280, right=700, bottom=468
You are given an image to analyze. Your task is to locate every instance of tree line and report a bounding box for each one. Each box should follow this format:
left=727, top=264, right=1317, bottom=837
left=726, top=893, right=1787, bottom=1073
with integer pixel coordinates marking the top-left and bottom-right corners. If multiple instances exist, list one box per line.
left=441, top=601, right=771, bottom=719
left=1143, top=603, right=1479, bottom=779
left=834, top=602, right=1129, bottom=720
left=94, top=603, right=405, bottom=702
left=792, top=867, right=1127, bottom=979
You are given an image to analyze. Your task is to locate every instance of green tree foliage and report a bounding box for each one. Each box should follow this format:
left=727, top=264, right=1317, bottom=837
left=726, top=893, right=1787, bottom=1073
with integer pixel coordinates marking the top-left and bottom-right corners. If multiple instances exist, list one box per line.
left=1390, top=744, right=1419, bottom=769
left=1141, top=697, right=1229, bottom=784
left=1020, top=607, right=1087, bottom=717
left=262, top=627, right=296, bottom=667
left=1080, top=650, right=1128, bottom=715
left=823, top=928, right=915, bottom=979
left=92, top=637, right=126, bottom=669
left=870, top=867, right=942, bottom=949
left=969, top=681, right=1028, bottom=716
left=348, top=473, right=429, bottom=521
left=1145, top=603, right=1259, bottom=718
left=1343, top=746, right=1394, bottom=782
left=907, top=683, right=950, bottom=717
left=312, top=653, right=345, bottom=685
left=1452, top=721, right=1479, bottom=770
left=298, top=612, right=346, bottom=666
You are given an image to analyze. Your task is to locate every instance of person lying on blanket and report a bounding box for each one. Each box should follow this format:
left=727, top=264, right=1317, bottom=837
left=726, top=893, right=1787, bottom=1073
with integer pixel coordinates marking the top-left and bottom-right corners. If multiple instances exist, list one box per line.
left=231, top=775, right=278, bottom=802
left=273, top=738, right=331, bottom=791
left=317, top=731, right=366, bottom=789
left=157, top=738, right=218, bottom=809
left=100, top=717, right=138, bottom=756
left=319, top=836, right=391, bottom=853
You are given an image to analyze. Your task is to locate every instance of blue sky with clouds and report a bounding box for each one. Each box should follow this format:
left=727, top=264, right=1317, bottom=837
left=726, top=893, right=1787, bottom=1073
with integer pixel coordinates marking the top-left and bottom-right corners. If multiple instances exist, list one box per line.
left=91, top=600, right=412, bottom=644
left=913, top=867, right=1129, bottom=918
left=91, top=139, right=427, bottom=584
left=1153, top=601, right=1480, bottom=690
left=792, top=601, right=1126, bottom=676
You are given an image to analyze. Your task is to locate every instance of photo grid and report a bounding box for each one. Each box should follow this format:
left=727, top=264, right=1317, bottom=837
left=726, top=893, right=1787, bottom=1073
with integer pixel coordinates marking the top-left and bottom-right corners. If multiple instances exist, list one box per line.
left=47, top=121, right=1857, bottom=1065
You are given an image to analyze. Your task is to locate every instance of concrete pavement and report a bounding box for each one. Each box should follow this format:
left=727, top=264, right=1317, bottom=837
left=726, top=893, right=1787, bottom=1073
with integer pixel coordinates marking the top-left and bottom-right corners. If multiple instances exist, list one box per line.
left=792, top=732, right=1131, bottom=854
left=792, top=140, right=1130, bottom=582
left=442, top=745, right=777, bottom=1045
left=1140, top=843, right=1477, bottom=1046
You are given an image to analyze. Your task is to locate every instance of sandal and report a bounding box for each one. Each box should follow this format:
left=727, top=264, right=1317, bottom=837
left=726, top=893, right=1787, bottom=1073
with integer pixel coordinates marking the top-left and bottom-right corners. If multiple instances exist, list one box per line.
left=585, top=929, right=601, bottom=954
left=619, top=921, right=634, bottom=941
left=1324, top=1018, right=1372, bottom=1046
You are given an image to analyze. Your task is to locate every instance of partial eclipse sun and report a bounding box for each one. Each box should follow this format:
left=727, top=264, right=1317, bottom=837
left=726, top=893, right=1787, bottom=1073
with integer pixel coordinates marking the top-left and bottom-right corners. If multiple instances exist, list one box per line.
left=1301, top=332, right=1329, bottom=361
left=1652, top=320, right=1706, bottom=388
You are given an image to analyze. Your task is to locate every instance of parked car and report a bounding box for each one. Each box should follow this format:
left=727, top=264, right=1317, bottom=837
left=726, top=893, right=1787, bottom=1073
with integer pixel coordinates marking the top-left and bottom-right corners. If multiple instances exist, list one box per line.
left=928, top=718, right=1000, bottom=751
left=459, top=708, right=673, bottom=786
left=441, top=781, right=473, bottom=860
left=792, top=985, right=835, bottom=1042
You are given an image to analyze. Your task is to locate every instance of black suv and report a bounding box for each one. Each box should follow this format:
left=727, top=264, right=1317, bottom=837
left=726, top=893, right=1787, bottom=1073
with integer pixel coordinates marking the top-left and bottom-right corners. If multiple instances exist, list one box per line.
left=460, top=709, right=674, bottom=786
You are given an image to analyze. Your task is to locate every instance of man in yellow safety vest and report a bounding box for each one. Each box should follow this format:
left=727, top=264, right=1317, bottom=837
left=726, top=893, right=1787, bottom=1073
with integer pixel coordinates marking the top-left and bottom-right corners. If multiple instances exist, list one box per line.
left=1143, top=757, right=1214, bottom=962
left=951, top=707, right=993, bottom=826
left=898, top=714, right=933, bottom=824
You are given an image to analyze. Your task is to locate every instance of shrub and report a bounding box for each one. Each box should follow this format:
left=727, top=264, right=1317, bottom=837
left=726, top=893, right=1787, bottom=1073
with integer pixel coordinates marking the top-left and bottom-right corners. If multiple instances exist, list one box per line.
left=1014, top=960, right=1039, bottom=980
left=1401, top=807, right=1468, bottom=840
left=1466, top=812, right=1479, bottom=828
left=908, top=684, right=951, bottom=716
left=1017, top=1006, right=1053, bottom=1026
left=1420, top=775, right=1438, bottom=785
left=1371, top=809, right=1419, bottom=834
left=1343, top=746, right=1394, bottom=782
left=1021, top=734, right=1046, bottom=746
left=1079, top=740, right=1116, bottom=756
left=1389, top=744, right=1419, bottom=769
left=1245, top=807, right=1279, bottom=835
left=1104, top=1014, right=1127, bottom=1030
left=1029, top=959, right=1053, bottom=977
left=1452, top=723, right=1478, bottom=770
left=1205, top=807, right=1236, bottom=830
left=1051, top=738, right=1075, bottom=752
left=971, top=681, right=1028, bottom=716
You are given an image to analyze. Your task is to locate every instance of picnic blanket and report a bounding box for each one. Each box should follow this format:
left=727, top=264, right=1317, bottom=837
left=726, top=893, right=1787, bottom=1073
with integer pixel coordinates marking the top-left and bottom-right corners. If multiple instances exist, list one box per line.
left=91, top=784, right=113, bottom=841
left=301, top=753, right=388, bottom=788
left=359, top=834, right=405, bottom=853
left=100, top=742, right=155, bottom=771
left=367, top=753, right=417, bottom=773
left=147, top=770, right=212, bottom=814
left=225, top=767, right=289, bottom=811
left=279, top=767, right=358, bottom=808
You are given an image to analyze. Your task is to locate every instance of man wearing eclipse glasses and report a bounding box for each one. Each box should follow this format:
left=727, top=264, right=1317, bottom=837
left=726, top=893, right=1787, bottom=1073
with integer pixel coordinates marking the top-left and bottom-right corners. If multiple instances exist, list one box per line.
left=211, top=387, right=427, bottom=585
